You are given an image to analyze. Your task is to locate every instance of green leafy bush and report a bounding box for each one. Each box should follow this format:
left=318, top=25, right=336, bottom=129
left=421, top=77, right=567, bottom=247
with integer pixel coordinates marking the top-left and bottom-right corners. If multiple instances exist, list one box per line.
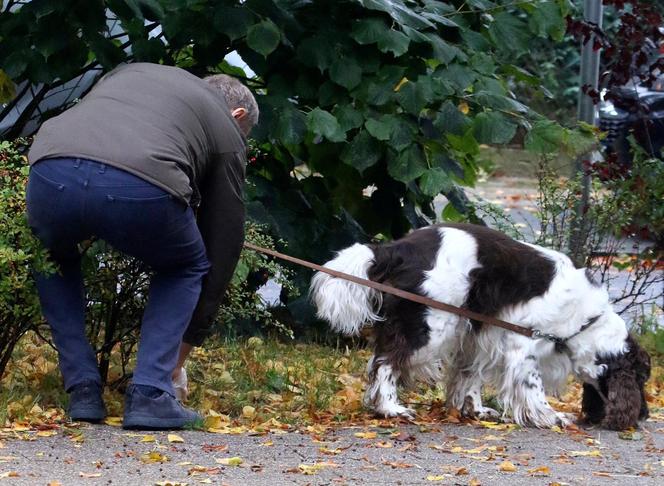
left=0, top=139, right=54, bottom=377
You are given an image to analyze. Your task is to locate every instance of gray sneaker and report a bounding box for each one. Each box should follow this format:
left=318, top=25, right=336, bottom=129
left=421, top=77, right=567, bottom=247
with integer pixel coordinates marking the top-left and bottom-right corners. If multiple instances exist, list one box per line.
left=122, top=384, right=202, bottom=429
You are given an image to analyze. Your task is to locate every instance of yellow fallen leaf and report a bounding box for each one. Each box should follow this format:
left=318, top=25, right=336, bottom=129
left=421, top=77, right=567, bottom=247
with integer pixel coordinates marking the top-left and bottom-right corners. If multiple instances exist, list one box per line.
left=242, top=406, right=256, bottom=419
left=0, top=472, right=19, bottom=478
left=47, top=482, right=62, bottom=486
left=354, top=431, right=377, bottom=439
left=141, top=435, right=156, bottom=443
left=527, top=466, right=551, bottom=476
left=37, top=430, right=57, bottom=437
left=298, top=462, right=338, bottom=475
left=568, top=450, right=601, bottom=457
left=550, top=426, right=563, bottom=433
left=199, top=479, right=212, bottom=484
left=469, top=479, right=481, bottom=486
left=260, top=441, right=273, bottom=447
left=374, top=441, right=393, bottom=448
left=426, top=475, right=447, bottom=481
left=499, top=461, right=517, bottom=472
left=168, top=434, right=184, bottom=443
left=79, top=472, right=102, bottom=478
left=458, top=101, right=470, bottom=114
left=215, top=457, right=243, bottom=466
left=104, top=417, right=122, bottom=427
left=140, top=451, right=169, bottom=464
left=319, top=447, right=343, bottom=455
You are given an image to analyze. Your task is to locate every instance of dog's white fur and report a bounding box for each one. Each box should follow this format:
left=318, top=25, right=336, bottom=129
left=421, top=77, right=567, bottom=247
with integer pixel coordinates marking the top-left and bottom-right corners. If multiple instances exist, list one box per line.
left=311, top=226, right=629, bottom=427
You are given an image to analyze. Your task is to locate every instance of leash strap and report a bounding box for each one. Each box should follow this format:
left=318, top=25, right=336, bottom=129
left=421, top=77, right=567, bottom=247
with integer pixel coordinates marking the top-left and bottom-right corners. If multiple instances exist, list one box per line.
left=243, top=242, right=536, bottom=338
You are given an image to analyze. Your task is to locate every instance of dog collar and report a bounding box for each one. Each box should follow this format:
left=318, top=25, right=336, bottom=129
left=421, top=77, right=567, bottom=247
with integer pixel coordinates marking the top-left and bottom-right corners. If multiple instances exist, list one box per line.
left=532, top=314, right=602, bottom=354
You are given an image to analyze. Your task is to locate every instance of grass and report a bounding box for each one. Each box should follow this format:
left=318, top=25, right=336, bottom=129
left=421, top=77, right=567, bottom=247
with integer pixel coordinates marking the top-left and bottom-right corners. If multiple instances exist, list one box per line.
left=2, top=328, right=663, bottom=427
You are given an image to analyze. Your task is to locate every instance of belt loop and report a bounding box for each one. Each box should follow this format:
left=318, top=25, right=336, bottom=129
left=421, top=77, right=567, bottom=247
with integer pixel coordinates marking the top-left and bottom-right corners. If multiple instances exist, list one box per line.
left=73, top=158, right=81, bottom=168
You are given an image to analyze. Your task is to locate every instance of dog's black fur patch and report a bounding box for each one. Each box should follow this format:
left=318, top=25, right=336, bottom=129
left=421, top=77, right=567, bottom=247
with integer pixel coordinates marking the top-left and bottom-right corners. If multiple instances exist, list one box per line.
left=441, top=224, right=556, bottom=323
left=367, top=227, right=442, bottom=375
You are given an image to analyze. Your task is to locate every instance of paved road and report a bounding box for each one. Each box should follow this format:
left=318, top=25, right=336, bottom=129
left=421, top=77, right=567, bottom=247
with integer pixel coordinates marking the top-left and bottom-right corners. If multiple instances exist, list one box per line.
left=2, top=420, right=663, bottom=485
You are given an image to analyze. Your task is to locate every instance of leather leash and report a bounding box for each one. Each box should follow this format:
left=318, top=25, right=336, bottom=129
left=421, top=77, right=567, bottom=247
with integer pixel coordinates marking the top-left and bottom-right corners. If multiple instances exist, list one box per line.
left=243, top=242, right=540, bottom=339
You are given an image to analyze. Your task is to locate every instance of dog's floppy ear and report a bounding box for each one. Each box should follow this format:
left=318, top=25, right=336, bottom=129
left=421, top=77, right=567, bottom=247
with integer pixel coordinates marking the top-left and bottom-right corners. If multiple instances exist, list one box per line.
left=581, top=382, right=605, bottom=424
left=602, top=369, right=642, bottom=430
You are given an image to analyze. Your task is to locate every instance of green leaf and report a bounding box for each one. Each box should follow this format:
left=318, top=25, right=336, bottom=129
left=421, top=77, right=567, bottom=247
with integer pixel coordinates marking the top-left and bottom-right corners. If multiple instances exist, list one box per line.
left=501, top=65, right=541, bottom=86
left=434, top=64, right=476, bottom=92
left=419, top=168, right=452, bottom=196
left=365, top=118, right=393, bottom=141
left=425, top=34, right=461, bottom=65
left=529, top=1, right=566, bottom=41
left=0, top=70, right=16, bottom=103
left=341, top=130, right=382, bottom=173
left=333, top=105, right=364, bottom=132
left=351, top=19, right=410, bottom=57
left=472, top=112, right=517, bottom=145
left=396, top=77, right=433, bottom=115
left=441, top=202, right=465, bottom=222
left=296, top=35, right=335, bottom=72
left=387, top=145, right=427, bottom=183
left=330, top=57, right=362, bottom=90
left=434, top=100, right=471, bottom=136
left=525, top=120, right=564, bottom=154
left=356, top=0, right=434, bottom=29
left=123, top=0, right=164, bottom=21
left=447, top=130, right=480, bottom=156
left=273, top=108, right=306, bottom=146
left=247, top=20, right=281, bottom=57
left=306, top=108, right=346, bottom=143
left=488, top=12, right=531, bottom=56
left=213, top=6, right=255, bottom=41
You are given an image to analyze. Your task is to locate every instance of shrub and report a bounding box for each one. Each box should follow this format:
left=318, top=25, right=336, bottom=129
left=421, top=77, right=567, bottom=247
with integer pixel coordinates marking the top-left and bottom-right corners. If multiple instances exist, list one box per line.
left=0, top=138, right=54, bottom=377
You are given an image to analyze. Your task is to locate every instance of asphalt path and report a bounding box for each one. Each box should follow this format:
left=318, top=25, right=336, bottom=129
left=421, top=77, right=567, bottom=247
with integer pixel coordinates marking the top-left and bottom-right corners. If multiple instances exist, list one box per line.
left=2, top=419, right=663, bottom=485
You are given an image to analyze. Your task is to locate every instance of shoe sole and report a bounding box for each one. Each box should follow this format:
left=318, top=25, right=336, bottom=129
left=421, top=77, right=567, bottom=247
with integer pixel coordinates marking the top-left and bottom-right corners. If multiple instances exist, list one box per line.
left=122, top=415, right=201, bottom=430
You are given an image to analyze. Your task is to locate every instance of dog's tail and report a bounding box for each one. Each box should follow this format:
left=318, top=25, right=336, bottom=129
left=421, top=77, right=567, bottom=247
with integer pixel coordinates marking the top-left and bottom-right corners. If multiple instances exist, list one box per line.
left=310, top=243, right=382, bottom=336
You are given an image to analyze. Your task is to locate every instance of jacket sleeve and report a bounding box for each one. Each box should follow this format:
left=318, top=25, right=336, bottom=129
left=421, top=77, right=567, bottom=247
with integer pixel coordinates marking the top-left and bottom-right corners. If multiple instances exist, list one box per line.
left=183, top=152, right=246, bottom=346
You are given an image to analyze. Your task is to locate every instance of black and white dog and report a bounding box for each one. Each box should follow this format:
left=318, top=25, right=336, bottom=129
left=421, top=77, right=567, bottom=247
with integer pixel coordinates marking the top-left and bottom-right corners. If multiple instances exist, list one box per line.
left=311, top=223, right=650, bottom=429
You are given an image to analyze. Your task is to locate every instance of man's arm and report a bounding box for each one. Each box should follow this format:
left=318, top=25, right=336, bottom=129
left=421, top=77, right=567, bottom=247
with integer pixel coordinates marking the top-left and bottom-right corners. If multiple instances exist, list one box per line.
left=183, top=152, right=246, bottom=346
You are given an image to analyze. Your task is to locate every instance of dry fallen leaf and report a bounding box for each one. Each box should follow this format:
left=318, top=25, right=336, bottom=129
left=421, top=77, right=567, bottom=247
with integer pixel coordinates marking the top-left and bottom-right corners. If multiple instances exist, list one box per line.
left=154, top=482, right=188, bottom=486
left=104, top=417, right=122, bottom=427
left=79, top=472, right=102, bottom=478
left=469, top=479, right=481, bottom=486
left=141, top=435, right=156, bottom=443
left=36, top=430, right=57, bottom=437
left=354, top=431, right=377, bottom=439
left=527, top=466, right=551, bottom=476
left=140, top=451, right=169, bottom=464
left=568, top=450, right=601, bottom=457
left=297, top=462, right=338, bottom=475
left=498, top=461, right=517, bottom=472
left=168, top=434, right=185, bottom=443
left=426, top=475, right=447, bottom=481
left=215, top=457, right=243, bottom=466
left=0, top=472, right=19, bottom=478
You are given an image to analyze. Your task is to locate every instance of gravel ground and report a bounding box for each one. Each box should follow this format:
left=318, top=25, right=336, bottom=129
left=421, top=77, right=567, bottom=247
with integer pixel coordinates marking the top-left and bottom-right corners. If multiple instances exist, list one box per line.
left=2, top=420, right=664, bottom=486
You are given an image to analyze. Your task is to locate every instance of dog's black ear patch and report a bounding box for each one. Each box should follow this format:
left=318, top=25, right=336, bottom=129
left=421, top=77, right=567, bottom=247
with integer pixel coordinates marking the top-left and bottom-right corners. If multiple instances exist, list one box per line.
left=438, top=223, right=556, bottom=320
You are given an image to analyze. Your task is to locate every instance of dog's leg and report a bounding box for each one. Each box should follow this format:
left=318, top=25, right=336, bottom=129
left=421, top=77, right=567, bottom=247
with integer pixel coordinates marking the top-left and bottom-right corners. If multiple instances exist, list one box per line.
left=446, top=357, right=500, bottom=421
left=500, top=350, right=571, bottom=428
left=364, top=356, right=414, bottom=419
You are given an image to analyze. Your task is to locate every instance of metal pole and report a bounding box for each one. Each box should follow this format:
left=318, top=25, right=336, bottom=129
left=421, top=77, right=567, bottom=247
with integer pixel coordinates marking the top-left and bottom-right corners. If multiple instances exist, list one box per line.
left=569, top=0, right=603, bottom=266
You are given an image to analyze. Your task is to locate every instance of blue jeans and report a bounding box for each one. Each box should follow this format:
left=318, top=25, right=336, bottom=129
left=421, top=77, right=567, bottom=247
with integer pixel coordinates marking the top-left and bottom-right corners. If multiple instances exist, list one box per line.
left=26, top=158, right=210, bottom=394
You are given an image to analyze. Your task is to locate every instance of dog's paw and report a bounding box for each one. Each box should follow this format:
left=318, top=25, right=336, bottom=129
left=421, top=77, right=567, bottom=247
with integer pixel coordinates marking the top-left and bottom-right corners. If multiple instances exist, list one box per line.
left=377, top=404, right=416, bottom=421
left=475, top=406, right=501, bottom=421
left=554, top=412, right=574, bottom=428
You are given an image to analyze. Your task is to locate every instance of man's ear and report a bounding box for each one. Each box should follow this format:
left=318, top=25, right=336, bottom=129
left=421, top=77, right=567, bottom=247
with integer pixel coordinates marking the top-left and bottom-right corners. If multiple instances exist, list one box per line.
left=231, top=107, right=247, bottom=121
